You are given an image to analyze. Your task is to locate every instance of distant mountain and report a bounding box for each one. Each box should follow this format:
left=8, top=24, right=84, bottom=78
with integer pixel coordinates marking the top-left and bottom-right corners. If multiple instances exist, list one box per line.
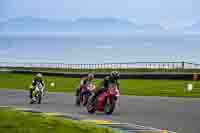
left=0, top=16, right=165, bottom=34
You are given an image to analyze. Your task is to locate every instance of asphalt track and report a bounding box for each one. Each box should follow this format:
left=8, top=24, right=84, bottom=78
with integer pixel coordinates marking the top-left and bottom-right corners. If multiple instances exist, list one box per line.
left=0, top=89, right=200, bottom=133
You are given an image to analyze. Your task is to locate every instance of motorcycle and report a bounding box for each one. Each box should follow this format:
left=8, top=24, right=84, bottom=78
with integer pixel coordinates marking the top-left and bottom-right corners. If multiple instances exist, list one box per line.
left=75, top=83, right=96, bottom=106
left=86, top=84, right=120, bottom=114
left=30, top=82, right=44, bottom=104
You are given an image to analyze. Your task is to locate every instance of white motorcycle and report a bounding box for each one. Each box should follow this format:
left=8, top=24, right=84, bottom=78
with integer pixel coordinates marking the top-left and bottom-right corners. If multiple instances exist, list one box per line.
left=30, top=82, right=44, bottom=104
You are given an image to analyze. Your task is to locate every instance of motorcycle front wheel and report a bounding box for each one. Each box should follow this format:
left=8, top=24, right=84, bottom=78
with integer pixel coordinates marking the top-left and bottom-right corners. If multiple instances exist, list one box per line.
left=86, top=96, right=96, bottom=114
left=82, top=95, right=87, bottom=106
left=104, top=97, right=116, bottom=115
left=75, top=95, right=81, bottom=106
left=37, top=91, right=42, bottom=104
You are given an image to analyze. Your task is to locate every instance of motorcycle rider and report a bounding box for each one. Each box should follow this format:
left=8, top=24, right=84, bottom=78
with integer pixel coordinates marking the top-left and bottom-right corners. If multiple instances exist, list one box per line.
left=75, top=73, right=95, bottom=97
left=29, top=73, right=45, bottom=100
left=90, top=71, right=120, bottom=104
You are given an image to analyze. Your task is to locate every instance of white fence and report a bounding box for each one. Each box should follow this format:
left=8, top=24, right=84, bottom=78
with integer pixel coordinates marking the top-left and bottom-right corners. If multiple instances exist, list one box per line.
left=0, top=62, right=199, bottom=69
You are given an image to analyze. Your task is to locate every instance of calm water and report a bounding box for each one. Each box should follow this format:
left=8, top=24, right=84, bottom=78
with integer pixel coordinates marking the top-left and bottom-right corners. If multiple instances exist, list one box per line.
left=0, top=35, right=200, bottom=64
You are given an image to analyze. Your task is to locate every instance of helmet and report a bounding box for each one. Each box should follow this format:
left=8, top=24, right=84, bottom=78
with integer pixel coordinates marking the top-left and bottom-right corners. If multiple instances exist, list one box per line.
left=36, top=73, right=43, bottom=78
left=110, top=71, right=120, bottom=80
left=88, top=73, right=94, bottom=80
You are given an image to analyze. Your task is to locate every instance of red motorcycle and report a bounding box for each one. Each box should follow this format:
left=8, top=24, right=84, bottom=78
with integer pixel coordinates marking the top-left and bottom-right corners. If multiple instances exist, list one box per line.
left=86, top=84, right=120, bottom=114
left=77, top=83, right=96, bottom=106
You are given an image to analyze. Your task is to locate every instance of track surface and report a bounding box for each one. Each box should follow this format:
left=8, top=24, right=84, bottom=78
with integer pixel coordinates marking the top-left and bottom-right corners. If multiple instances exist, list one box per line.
left=0, top=89, right=200, bottom=133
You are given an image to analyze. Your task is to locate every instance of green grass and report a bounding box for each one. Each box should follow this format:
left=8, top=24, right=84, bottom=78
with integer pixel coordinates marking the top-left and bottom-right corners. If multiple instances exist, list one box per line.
left=0, top=73, right=80, bottom=92
left=120, top=79, right=200, bottom=97
left=1, top=73, right=200, bottom=97
left=0, top=108, right=116, bottom=133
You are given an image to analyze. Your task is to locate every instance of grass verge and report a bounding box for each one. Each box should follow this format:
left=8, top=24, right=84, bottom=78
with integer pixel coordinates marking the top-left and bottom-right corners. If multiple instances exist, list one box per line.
left=0, top=107, right=117, bottom=133
left=0, top=73, right=200, bottom=97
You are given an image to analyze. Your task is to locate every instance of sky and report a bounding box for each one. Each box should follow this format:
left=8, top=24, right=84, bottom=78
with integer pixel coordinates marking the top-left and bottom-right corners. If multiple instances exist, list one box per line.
left=0, top=36, right=200, bottom=64
left=0, top=0, right=200, bottom=64
left=0, top=0, right=199, bottom=26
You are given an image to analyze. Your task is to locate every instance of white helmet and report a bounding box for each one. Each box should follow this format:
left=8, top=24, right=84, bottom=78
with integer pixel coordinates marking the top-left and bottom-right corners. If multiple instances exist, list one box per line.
left=36, top=73, right=43, bottom=78
left=88, top=73, right=94, bottom=80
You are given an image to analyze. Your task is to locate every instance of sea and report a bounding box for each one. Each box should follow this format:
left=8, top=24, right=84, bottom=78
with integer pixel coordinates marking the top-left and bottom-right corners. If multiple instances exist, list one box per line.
left=0, top=34, right=200, bottom=65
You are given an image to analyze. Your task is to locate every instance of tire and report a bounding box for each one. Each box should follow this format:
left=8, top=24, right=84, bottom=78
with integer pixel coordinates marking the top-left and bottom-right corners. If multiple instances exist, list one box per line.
left=30, top=100, right=34, bottom=104
left=82, top=95, right=87, bottom=106
left=104, top=97, right=116, bottom=115
left=30, top=90, right=35, bottom=104
left=86, top=96, right=96, bottom=114
left=75, top=95, right=81, bottom=106
left=82, top=93, right=90, bottom=106
left=37, top=91, right=42, bottom=104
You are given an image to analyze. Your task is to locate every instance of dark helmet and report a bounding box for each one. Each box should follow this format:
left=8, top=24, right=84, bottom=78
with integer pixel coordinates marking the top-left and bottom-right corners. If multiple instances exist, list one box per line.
left=110, top=71, right=120, bottom=80
left=88, top=73, right=94, bottom=80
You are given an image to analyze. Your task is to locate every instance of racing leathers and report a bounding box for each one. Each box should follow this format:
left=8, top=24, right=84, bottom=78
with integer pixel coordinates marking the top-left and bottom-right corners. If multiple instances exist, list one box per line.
left=75, top=77, right=93, bottom=96
left=91, top=76, right=119, bottom=103
left=29, top=78, right=45, bottom=99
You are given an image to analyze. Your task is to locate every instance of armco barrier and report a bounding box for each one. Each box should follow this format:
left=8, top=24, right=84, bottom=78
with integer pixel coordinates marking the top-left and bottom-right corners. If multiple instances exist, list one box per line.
left=8, top=69, right=200, bottom=80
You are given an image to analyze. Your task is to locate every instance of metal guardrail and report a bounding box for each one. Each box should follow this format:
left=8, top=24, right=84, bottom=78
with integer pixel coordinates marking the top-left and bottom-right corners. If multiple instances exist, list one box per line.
left=0, top=60, right=199, bottom=80
left=0, top=61, right=199, bottom=70
left=7, top=69, right=200, bottom=80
